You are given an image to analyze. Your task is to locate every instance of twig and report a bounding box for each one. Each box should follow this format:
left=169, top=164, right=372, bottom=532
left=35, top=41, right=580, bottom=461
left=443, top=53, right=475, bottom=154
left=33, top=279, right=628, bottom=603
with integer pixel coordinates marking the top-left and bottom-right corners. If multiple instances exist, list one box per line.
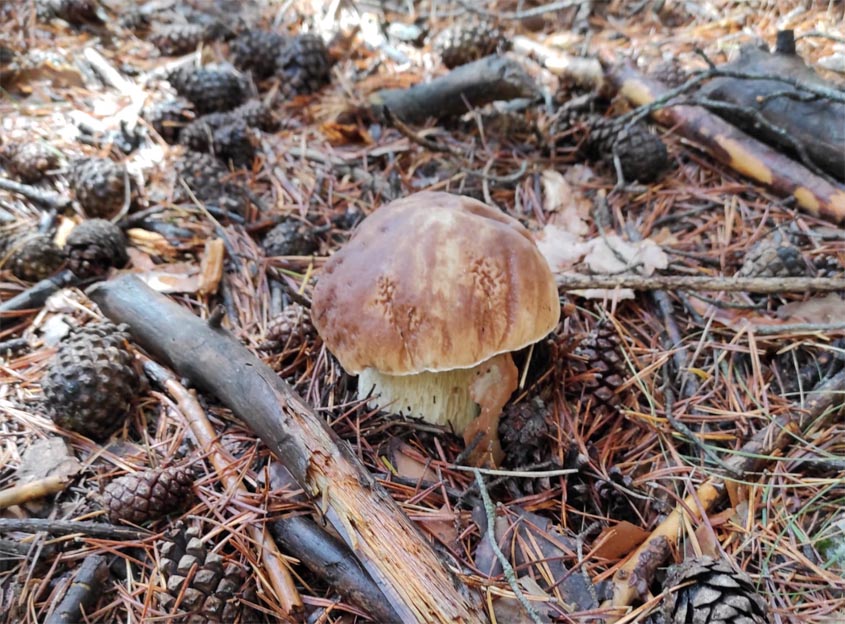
left=0, top=476, right=69, bottom=509
left=0, top=177, right=71, bottom=211
left=44, top=554, right=110, bottom=624
left=452, top=465, right=576, bottom=478
left=0, top=517, right=150, bottom=540
left=458, top=0, right=588, bottom=20
left=383, top=107, right=461, bottom=155
left=751, top=321, right=845, bottom=336
left=473, top=469, right=544, bottom=624
left=556, top=273, right=845, bottom=293
left=0, top=270, right=81, bottom=327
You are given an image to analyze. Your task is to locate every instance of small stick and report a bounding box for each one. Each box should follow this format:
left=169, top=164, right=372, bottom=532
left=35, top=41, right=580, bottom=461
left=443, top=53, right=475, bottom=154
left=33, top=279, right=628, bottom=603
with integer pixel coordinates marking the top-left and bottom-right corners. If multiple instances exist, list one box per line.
left=556, top=273, right=845, bottom=293
left=0, top=517, right=150, bottom=540
left=0, top=270, right=81, bottom=327
left=43, top=554, right=110, bottom=624
left=0, top=177, right=71, bottom=211
left=0, top=476, right=69, bottom=510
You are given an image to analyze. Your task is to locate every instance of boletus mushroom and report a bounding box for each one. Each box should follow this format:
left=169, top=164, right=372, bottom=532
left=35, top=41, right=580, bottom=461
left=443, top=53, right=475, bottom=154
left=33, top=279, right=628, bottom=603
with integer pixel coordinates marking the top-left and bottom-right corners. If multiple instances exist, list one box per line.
left=311, top=191, right=560, bottom=465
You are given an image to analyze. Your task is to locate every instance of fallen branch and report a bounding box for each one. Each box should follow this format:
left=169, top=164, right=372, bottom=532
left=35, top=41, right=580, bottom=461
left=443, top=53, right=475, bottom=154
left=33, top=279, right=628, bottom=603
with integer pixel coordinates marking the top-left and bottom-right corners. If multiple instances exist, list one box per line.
left=142, top=357, right=303, bottom=618
left=0, top=270, right=80, bottom=327
left=0, top=177, right=71, bottom=211
left=44, top=554, right=110, bottom=624
left=87, top=275, right=485, bottom=624
left=0, top=517, right=150, bottom=540
left=603, top=368, right=845, bottom=618
left=556, top=273, right=845, bottom=293
left=369, top=55, right=538, bottom=124
left=601, top=58, right=845, bottom=223
left=271, top=515, right=402, bottom=623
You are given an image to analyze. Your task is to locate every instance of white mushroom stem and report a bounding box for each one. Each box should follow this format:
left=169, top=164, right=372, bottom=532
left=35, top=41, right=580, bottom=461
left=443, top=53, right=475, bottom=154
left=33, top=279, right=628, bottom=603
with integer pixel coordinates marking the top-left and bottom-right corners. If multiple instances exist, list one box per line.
left=357, top=352, right=519, bottom=436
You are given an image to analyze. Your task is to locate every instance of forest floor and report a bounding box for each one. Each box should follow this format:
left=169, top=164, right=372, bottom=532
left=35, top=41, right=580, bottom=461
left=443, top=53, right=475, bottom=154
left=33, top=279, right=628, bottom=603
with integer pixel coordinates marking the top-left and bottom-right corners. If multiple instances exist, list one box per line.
left=2, top=1, right=845, bottom=623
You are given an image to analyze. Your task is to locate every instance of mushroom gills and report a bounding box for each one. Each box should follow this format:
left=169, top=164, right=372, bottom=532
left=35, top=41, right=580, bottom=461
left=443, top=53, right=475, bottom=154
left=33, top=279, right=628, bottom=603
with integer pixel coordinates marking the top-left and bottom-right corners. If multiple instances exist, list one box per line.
left=358, top=364, right=490, bottom=433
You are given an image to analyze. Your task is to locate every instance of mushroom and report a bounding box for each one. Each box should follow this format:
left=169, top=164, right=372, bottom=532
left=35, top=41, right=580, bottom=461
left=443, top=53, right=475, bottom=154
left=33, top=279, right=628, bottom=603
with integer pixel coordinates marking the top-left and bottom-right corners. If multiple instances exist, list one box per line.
left=311, top=191, right=560, bottom=464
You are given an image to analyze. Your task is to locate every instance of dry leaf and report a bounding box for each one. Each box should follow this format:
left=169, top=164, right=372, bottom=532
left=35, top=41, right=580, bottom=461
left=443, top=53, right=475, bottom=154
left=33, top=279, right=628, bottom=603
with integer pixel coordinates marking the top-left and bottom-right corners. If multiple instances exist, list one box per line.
left=16, top=437, right=81, bottom=484
left=321, top=121, right=373, bottom=145
left=492, top=576, right=553, bottom=623
left=540, top=169, right=590, bottom=236
left=777, top=294, right=845, bottom=324
left=584, top=236, right=668, bottom=276
left=534, top=224, right=591, bottom=273
left=127, top=228, right=176, bottom=256
left=592, top=521, right=650, bottom=560
left=387, top=439, right=439, bottom=483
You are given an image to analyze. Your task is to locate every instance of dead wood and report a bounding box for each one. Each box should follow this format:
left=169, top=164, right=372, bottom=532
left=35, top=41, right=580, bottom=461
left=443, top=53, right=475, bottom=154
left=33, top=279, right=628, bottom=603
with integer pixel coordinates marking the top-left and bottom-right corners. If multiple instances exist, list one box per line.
left=87, top=274, right=486, bottom=624
left=556, top=273, right=845, bottom=292
left=43, top=554, right=110, bottom=624
left=696, top=37, right=845, bottom=182
left=0, top=270, right=80, bottom=326
left=603, top=367, right=845, bottom=618
left=602, top=59, right=845, bottom=223
left=271, top=516, right=403, bottom=624
left=0, top=475, right=69, bottom=509
left=0, top=518, right=150, bottom=540
left=0, top=178, right=71, bottom=211
left=369, top=55, right=539, bottom=124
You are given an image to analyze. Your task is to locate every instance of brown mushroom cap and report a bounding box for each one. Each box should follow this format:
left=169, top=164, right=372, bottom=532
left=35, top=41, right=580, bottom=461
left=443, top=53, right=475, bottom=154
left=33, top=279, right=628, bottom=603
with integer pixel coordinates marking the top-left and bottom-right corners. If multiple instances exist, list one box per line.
left=311, top=191, right=561, bottom=375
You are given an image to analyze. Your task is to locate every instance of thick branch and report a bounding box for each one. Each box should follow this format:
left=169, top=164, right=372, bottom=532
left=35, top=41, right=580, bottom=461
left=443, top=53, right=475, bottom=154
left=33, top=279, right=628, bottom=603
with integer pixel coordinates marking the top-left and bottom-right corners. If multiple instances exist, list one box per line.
left=369, top=55, right=538, bottom=124
left=87, top=275, right=485, bottom=624
left=44, top=554, right=110, bottom=624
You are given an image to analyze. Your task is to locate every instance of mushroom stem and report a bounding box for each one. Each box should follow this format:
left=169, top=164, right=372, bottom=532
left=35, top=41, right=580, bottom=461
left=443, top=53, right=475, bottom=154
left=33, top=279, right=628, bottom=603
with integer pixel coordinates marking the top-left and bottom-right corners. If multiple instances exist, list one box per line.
left=358, top=352, right=518, bottom=435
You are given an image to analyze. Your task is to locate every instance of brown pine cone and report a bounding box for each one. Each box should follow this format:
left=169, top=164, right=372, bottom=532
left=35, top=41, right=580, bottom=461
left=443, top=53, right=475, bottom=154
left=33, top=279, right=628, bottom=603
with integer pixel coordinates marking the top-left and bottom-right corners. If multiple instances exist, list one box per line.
left=150, top=23, right=209, bottom=56
left=180, top=116, right=258, bottom=168
left=663, top=557, right=769, bottom=624
left=262, top=303, right=314, bottom=352
left=71, top=158, right=136, bottom=219
left=229, top=29, right=289, bottom=79
left=42, top=321, right=139, bottom=440
left=143, top=98, right=194, bottom=144
left=1, top=141, right=60, bottom=183
left=169, top=65, right=249, bottom=115
left=435, top=22, right=508, bottom=69
left=276, top=34, right=331, bottom=98
left=64, top=219, right=128, bottom=278
left=262, top=218, right=318, bottom=257
left=157, top=523, right=251, bottom=622
left=102, top=464, right=198, bottom=524
left=567, top=322, right=627, bottom=411
left=173, top=151, right=244, bottom=214
left=4, top=233, right=64, bottom=281
left=738, top=232, right=811, bottom=278
left=498, top=397, right=549, bottom=467
left=37, top=0, right=101, bottom=24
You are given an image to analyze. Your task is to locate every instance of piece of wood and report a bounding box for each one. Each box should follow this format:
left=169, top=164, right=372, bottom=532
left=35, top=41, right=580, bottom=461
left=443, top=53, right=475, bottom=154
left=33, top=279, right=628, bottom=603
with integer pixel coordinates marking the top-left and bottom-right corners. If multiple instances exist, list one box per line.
left=44, top=554, right=110, bottom=624
left=0, top=270, right=79, bottom=326
left=696, top=41, right=845, bottom=181
left=554, top=273, right=845, bottom=293
left=603, top=59, right=845, bottom=223
left=87, top=274, right=486, bottom=624
left=369, top=55, right=538, bottom=124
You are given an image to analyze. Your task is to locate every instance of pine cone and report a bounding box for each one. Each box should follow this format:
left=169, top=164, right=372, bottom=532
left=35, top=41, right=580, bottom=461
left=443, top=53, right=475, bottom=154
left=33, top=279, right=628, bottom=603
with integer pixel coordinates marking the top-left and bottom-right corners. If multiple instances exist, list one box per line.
left=143, top=98, right=194, bottom=144
left=71, top=158, right=135, bottom=219
left=262, top=303, right=314, bottom=351
left=230, top=100, right=279, bottom=131
left=230, top=29, right=289, bottom=79
left=498, top=398, right=549, bottom=467
left=738, top=232, right=810, bottom=278
left=276, top=34, right=331, bottom=98
left=3, top=233, right=64, bottom=281
left=169, top=66, right=249, bottom=115
left=64, top=219, right=128, bottom=278
left=568, top=322, right=627, bottom=411
left=663, top=557, right=769, bottom=624
left=587, top=117, right=670, bottom=183
left=650, top=60, right=690, bottom=88
left=262, top=219, right=318, bottom=257
left=174, top=152, right=244, bottom=213
left=37, top=0, right=101, bottom=24
left=814, top=254, right=843, bottom=277
left=150, top=23, right=209, bottom=56
left=1, top=141, right=60, bottom=183
left=157, top=524, right=251, bottom=623
left=102, top=464, right=197, bottom=524
left=180, top=114, right=259, bottom=168
left=436, top=22, right=508, bottom=69
left=41, top=321, right=139, bottom=440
